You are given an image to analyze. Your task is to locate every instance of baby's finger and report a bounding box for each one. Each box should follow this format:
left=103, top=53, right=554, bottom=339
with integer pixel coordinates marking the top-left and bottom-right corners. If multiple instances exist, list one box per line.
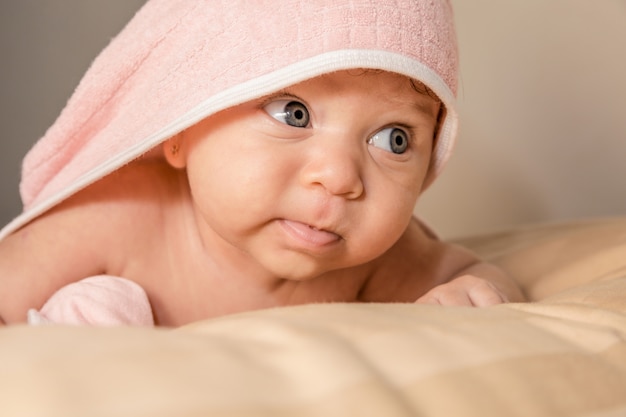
left=416, top=286, right=473, bottom=306
left=467, top=280, right=509, bottom=307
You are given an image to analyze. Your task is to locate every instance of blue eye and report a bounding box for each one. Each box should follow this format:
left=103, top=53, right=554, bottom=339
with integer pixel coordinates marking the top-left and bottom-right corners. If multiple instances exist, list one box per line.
left=368, top=127, right=409, bottom=154
left=264, top=100, right=310, bottom=128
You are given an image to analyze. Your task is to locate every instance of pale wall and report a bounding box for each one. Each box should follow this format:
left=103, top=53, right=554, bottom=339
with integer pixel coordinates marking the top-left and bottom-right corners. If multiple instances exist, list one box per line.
left=417, top=0, right=626, bottom=238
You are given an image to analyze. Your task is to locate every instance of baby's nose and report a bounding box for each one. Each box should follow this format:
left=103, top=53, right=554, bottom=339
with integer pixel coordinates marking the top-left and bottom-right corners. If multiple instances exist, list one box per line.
left=299, top=137, right=364, bottom=199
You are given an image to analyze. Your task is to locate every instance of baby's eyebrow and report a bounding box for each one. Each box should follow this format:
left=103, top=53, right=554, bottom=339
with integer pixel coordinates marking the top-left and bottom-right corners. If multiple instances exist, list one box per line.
left=413, top=99, right=441, bottom=118
left=258, top=89, right=307, bottom=106
left=393, top=94, right=441, bottom=121
left=266, top=88, right=296, bottom=98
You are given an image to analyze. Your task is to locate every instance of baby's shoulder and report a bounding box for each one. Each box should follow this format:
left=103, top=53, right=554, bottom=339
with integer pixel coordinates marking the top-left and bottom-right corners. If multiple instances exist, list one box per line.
left=86, top=159, right=182, bottom=202
left=30, top=160, right=184, bottom=252
left=0, top=160, right=186, bottom=321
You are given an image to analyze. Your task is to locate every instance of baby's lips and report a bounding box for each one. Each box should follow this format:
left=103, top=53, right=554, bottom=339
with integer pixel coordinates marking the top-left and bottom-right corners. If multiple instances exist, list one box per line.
left=280, top=219, right=341, bottom=247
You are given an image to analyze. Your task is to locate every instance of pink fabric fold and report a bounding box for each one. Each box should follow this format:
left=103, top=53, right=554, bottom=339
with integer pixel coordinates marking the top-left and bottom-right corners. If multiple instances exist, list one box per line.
left=27, top=276, right=154, bottom=326
left=0, top=0, right=459, bottom=240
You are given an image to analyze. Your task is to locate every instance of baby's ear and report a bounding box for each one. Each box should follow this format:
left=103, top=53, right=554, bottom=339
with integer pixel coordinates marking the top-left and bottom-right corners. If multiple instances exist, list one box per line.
left=163, top=136, right=187, bottom=169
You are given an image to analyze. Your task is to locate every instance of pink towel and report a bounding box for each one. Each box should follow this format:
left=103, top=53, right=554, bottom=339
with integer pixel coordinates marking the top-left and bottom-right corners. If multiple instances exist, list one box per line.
left=27, top=276, right=154, bottom=326
left=0, top=0, right=459, bottom=240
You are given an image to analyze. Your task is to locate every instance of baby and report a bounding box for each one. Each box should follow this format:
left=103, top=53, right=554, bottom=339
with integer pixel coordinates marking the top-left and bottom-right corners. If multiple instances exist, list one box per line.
left=0, top=0, right=524, bottom=326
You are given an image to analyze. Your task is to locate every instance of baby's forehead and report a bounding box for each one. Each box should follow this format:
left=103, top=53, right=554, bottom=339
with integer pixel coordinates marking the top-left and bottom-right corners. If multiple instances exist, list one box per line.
left=314, top=69, right=418, bottom=88
left=282, top=69, right=440, bottom=110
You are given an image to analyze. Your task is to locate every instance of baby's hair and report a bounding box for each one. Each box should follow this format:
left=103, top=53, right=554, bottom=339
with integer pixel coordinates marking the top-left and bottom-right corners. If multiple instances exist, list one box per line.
left=343, top=68, right=441, bottom=103
left=408, top=79, right=441, bottom=103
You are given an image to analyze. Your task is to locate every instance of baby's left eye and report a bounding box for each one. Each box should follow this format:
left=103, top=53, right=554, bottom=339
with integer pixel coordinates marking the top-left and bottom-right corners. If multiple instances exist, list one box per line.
left=368, top=127, right=409, bottom=154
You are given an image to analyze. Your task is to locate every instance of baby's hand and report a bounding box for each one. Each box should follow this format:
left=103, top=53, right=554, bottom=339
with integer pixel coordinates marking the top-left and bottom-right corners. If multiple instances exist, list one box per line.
left=416, top=275, right=509, bottom=307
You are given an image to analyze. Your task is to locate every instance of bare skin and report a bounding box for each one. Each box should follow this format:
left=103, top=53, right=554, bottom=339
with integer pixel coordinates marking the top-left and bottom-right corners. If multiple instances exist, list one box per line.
left=0, top=161, right=523, bottom=326
left=0, top=71, right=524, bottom=326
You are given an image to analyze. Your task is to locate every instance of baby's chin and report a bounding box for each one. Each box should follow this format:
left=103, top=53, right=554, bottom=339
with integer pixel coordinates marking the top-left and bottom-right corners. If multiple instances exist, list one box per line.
left=269, top=251, right=396, bottom=286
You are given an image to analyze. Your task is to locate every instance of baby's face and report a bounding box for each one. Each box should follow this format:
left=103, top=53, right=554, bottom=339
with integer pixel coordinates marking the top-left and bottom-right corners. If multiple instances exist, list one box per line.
left=175, top=70, right=440, bottom=280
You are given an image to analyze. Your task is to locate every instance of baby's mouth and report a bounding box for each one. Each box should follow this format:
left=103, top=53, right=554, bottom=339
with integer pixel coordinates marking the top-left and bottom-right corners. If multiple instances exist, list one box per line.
left=279, top=219, right=341, bottom=247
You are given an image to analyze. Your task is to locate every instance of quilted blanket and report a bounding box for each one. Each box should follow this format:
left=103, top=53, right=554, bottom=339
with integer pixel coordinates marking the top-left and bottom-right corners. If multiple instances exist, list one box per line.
left=1, top=218, right=625, bottom=417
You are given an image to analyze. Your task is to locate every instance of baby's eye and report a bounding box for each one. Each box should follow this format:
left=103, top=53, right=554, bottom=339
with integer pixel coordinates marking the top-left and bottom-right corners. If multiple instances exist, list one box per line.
left=264, top=99, right=310, bottom=128
left=368, top=127, right=409, bottom=154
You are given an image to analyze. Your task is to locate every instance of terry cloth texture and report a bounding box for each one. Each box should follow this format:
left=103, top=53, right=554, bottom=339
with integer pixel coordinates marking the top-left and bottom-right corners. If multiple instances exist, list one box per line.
left=1, top=0, right=459, bottom=240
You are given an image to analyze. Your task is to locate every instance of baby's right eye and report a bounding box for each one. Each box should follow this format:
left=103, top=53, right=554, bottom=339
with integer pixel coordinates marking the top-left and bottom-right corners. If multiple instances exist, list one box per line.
left=263, top=100, right=310, bottom=128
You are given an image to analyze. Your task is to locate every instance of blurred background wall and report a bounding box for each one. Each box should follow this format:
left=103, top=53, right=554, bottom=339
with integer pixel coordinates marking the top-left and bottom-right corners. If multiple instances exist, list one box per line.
left=418, top=0, right=626, bottom=238
left=1, top=0, right=625, bottom=239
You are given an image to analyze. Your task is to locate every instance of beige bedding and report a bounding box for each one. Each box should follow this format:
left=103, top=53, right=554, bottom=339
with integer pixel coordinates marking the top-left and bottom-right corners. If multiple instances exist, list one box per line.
left=2, top=218, right=626, bottom=416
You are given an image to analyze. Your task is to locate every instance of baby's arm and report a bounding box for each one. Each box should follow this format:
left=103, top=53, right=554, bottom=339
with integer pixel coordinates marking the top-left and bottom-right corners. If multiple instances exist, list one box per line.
left=0, top=175, right=134, bottom=325
left=416, top=243, right=525, bottom=306
left=0, top=206, right=107, bottom=325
